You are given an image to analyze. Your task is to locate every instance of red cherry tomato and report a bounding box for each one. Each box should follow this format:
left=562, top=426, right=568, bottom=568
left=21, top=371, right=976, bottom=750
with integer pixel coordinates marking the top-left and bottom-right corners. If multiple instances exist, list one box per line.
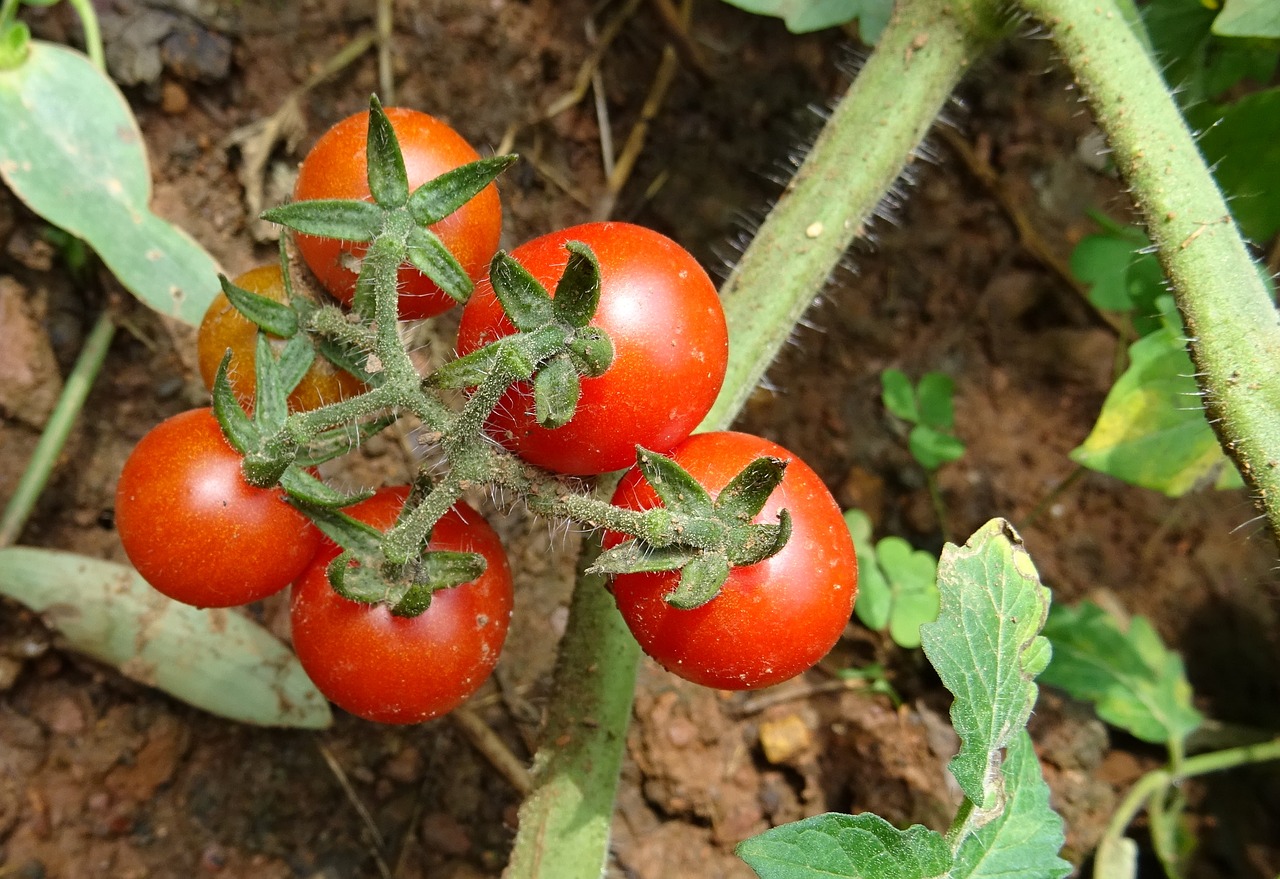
left=293, top=107, right=502, bottom=320
left=455, top=222, right=728, bottom=475
left=196, top=264, right=367, bottom=413
left=289, top=487, right=514, bottom=724
left=604, top=432, right=857, bottom=690
left=115, top=408, right=321, bottom=608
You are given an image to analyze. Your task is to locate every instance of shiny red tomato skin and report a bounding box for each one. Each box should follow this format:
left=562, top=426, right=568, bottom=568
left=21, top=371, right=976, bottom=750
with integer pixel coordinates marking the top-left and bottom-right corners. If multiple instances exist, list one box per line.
left=115, top=408, right=322, bottom=608
left=292, top=107, right=502, bottom=320
left=604, top=432, right=857, bottom=690
left=289, top=487, right=514, bottom=725
left=455, top=222, right=728, bottom=475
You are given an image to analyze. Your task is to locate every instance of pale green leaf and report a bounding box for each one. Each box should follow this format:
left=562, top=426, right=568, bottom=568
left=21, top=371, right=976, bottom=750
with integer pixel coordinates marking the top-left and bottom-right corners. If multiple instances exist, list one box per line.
left=1070, top=301, right=1243, bottom=495
left=0, top=42, right=220, bottom=324
left=736, top=813, right=951, bottom=879
left=1195, top=88, right=1280, bottom=244
left=847, top=510, right=890, bottom=632
left=908, top=425, right=966, bottom=471
left=881, top=368, right=918, bottom=422
left=951, top=731, right=1072, bottom=879
left=1213, top=0, right=1280, bottom=39
left=875, top=537, right=939, bottom=650
left=0, top=547, right=332, bottom=728
left=1040, top=601, right=1202, bottom=745
left=719, top=0, right=893, bottom=41
left=915, top=373, right=956, bottom=431
left=918, top=519, right=1052, bottom=809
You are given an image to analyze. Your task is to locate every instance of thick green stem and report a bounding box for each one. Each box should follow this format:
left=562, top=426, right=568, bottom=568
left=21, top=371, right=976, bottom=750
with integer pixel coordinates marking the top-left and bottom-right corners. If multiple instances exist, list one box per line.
left=1018, top=0, right=1280, bottom=542
left=504, top=2, right=1007, bottom=876
left=704, top=0, right=1007, bottom=427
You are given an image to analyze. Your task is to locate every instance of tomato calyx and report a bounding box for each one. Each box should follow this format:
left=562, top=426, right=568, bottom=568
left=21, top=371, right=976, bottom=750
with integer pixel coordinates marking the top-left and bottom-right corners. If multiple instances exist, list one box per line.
left=261, top=96, right=517, bottom=318
left=589, top=446, right=794, bottom=609
left=429, top=242, right=614, bottom=430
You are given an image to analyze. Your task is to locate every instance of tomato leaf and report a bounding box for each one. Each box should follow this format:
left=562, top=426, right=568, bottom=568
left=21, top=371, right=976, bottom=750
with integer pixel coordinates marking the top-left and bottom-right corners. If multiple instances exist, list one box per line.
left=1194, top=88, right=1280, bottom=244
left=664, top=551, right=731, bottom=610
left=588, top=541, right=699, bottom=576
left=263, top=198, right=383, bottom=242
left=1071, top=297, right=1243, bottom=495
left=636, top=446, right=715, bottom=518
left=919, top=519, right=1052, bottom=811
left=715, top=455, right=788, bottom=522
left=533, top=354, right=581, bottom=428
left=551, top=241, right=603, bottom=328
left=1212, top=0, right=1280, bottom=39
left=218, top=273, right=299, bottom=338
left=489, top=250, right=555, bottom=331
left=0, top=548, right=331, bottom=728
left=1039, top=601, right=1203, bottom=745
left=0, top=41, right=220, bottom=324
left=718, top=0, right=893, bottom=42
left=364, top=96, right=410, bottom=208
left=405, top=224, right=474, bottom=305
left=736, top=813, right=952, bottom=879
left=407, top=154, right=518, bottom=226
left=951, top=730, right=1072, bottom=879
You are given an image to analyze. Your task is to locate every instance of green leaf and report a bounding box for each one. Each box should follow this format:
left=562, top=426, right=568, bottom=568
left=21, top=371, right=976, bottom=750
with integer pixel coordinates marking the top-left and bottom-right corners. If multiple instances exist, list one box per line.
left=405, top=225, right=473, bottom=304
left=1071, top=232, right=1141, bottom=312
left=0, top=42, right=220, bottom=324
left=874, top=537, right=939, bottom=650
left=489, top=249, right=554, bottom=331
left=1195, top=88, right=1280, bottom=243
left=919, top=519, right=1052, bottom=809
left=219, top=273, right=298, bottom=338
left=407, top=154, right=517, bottom=226
left=1040, top=601, right=1203, bottom=745
left=736, top=813, right=951, bottom=879
left=551, top=241, right=603, bottom=328
left=908, top=425, right=966, bottom=471
left=951, top=731, right=1072, bottom=879
left=0, top=548, right=331, bottom=728
left=262, top=199, right=383, bottom=242
left=364, top=96, right=409, bottom=208
left=915, top=373, right=955, bottom=430
left=1071, top=300, right=1243, bottom=496
left=720, top=0, right=894, bottom=42
left=847, top=510, right=891, bottom=632
left=1213, top=0, right=1280, bottom=39
left=533, top=354, right=581, bottom=428
left=881, top=369, right=918, bottom=422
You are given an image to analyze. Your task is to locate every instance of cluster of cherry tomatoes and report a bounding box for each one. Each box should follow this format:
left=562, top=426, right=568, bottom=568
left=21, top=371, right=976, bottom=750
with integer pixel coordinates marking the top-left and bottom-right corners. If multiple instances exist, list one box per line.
left=115, top=106, right=857, bottom=724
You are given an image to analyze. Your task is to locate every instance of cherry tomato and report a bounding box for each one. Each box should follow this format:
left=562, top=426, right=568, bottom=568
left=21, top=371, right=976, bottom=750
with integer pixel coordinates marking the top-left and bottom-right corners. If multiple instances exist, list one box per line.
left=604, top=432, right=857, bottom=690
left=289, top=487, right=514, bottom=725
left=196, top=265, right=367, bottom=413
left=455, top=222, right=728, bottom=475
left=115, top=408, right=321, bottom=608
left=293, top=107, right=502, bottom=320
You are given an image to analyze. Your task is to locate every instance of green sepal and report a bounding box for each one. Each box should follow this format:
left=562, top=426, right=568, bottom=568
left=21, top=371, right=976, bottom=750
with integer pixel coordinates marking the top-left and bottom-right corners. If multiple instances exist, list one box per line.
left=251, top=333, right=314, bottom=435
left=405, top=225, right=473, bottom=304
left=314, top=337, right=377, bottom=385
left=392, top=550, right=489, bottom=618
left=715, top=455, right=788, bottom=522
left=664, top=552, right=731, bottom=610
left=294, top=416, right=396, bottom=467
left=364, top=96, right=409, bottom=208
left=407, top=154, right=518, bottom=226
left=327, top=554, right=391, bottom=604
left=551, top=241, right=603, bottom=328
left=730, top=509, right=792, bottom=567
left=279, top=466, right=373, bottom=509
left=636, top=446, right=715, bottom=518
left=219, top=273, right=298, bottom=338
left=533, top=355, right=581, bottom=428
left=210, top=350, right=258, bottom=454
left=497, top=339, right=540, bottom=381
left=589, top=541, right=699, bottom=576
left=303, top=509, right=384, bottom=558
left=489, top=250, right=554, bottom=331
left=567, top=326, right=613, bottom=377
left=428, top=342, right=504, bottom=389
left=0, top=21, right=31, bottom=70
left=262, top=199, right=383, bottom=242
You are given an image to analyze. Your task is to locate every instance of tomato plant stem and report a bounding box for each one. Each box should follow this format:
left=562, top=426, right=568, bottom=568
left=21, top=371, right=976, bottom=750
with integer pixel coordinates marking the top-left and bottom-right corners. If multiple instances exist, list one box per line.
left=0, top=311, right=114, bottom=548
left=1018, top=0, right=1280, bottom=546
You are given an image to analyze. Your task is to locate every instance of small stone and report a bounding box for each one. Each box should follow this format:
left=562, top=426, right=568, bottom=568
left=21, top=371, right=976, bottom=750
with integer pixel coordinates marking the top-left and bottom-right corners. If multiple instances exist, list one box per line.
left=161, top=80, right=189, bottom=114
left=421, top=812, right=471, bottom=857
left=758, top=714, right=813, bottom=765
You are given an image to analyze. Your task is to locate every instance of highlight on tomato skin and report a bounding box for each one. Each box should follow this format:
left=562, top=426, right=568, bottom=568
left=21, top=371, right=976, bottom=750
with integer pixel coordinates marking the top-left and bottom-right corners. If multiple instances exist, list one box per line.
left=455, top=221, right=729, bottom=475
left=114, top=408, right=322, bottom=609
left=288, top=487, right=515, bottom=725
left=603, top=431, right=858, bottom=691
left=196, top=264, right=367, bottom=413
left=292, top=107, right=503, bottom=321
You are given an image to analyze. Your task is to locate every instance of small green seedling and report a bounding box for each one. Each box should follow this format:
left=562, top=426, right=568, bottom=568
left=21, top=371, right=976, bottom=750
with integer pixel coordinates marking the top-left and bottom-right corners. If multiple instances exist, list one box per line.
left=881, top=369, right=965, bottom=472
left=844, top=509, right=939, bottom=649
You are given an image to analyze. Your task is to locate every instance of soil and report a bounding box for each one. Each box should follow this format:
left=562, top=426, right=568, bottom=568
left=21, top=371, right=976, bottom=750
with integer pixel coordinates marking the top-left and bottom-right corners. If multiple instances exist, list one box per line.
left=3, top=1, right=1279, bottom=878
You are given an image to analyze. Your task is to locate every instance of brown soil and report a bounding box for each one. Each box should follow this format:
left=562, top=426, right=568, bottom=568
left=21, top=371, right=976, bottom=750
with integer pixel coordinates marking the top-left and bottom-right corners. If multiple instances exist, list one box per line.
left=2, top=2, right=1278, bottom=878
